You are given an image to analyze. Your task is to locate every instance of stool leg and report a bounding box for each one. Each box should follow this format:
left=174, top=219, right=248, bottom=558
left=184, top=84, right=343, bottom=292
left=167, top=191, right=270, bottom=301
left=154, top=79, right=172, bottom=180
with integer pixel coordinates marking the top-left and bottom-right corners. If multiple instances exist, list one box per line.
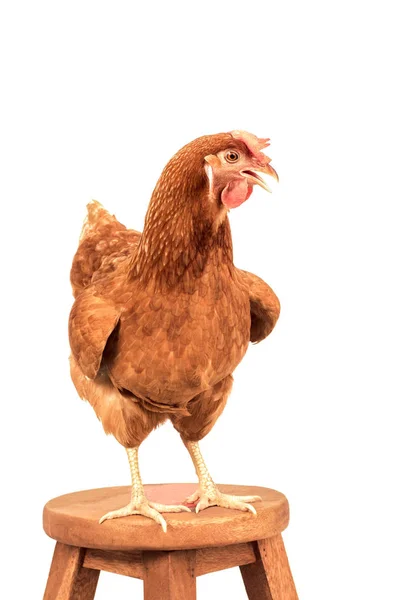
left=240, top=535, right=298, bottom=600
left=43, top=542, right=100, bottom=600
left=143, top=550, right=196, bottom=600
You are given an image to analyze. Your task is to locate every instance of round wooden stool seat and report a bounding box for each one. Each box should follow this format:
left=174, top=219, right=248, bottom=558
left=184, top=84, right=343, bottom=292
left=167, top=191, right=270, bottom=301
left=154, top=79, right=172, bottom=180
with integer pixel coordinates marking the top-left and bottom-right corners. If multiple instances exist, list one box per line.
left=43, top=483, right=289, bottom=551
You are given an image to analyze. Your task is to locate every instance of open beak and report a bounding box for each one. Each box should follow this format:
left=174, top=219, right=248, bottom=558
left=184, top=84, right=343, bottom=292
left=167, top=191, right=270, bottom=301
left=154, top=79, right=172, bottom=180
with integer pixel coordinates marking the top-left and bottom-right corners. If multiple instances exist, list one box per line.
left=241, top=163, right=279, bottom=193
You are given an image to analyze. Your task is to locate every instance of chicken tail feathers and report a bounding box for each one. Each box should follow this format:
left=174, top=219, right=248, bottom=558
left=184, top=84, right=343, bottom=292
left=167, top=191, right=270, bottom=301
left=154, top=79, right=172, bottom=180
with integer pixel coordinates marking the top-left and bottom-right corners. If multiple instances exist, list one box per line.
left=70, top=201, right=141, bottom=297
left=80, top=200, right=117, bottom=241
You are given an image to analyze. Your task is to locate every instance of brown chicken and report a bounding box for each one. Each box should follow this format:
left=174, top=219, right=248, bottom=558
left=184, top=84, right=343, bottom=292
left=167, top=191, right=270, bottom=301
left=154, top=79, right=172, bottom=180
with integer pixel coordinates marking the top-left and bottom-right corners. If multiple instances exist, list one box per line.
left=69, top=130, right=280, bottom=531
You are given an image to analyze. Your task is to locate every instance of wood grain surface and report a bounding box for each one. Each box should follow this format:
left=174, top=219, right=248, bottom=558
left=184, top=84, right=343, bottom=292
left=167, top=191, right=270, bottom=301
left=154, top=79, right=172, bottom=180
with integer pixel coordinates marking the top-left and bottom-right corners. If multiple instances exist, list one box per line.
left=81, top=542, right=257, bottom=580
left=43, top=483, right=289, bottom=551
left=83, top=549, right=143, bottom=579
left=143, top=550, right=196, bottom=599
left=240, top=536, right=298, bottom=600
left=43, top=542, right=100, bottom=600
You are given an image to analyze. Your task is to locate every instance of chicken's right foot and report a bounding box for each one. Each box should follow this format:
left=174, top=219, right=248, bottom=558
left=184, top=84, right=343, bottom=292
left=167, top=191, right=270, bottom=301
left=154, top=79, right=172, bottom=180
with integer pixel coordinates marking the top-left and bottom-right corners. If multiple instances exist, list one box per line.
left=98, top=447, right=189, bottom=532
left=99, top=499, right=190, bottom=532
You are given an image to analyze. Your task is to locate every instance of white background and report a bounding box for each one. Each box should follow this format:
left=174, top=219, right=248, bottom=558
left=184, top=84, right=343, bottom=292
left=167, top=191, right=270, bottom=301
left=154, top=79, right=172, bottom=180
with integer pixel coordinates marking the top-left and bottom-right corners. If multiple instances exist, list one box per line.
left=1, top=1, right=399, bottom=598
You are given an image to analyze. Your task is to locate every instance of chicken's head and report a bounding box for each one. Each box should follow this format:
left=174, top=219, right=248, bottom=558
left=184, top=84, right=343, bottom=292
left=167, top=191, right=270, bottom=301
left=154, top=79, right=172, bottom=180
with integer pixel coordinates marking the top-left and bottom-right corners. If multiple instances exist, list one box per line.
left=148, top=130, right=278, bottom=232
left=139, top=130, right=279, bottom=279
left=203, top=130, right=278, bottom=210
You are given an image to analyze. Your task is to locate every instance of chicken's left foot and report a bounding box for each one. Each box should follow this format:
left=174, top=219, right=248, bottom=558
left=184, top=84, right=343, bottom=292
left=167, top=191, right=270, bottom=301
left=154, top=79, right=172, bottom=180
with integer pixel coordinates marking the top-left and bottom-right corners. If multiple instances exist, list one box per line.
left=183, top=440, right=261, bottom=514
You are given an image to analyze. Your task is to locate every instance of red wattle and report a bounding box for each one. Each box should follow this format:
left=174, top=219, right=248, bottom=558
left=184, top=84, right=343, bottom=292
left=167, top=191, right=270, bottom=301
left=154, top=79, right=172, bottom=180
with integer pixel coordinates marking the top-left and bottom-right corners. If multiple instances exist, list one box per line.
left=221, top=179, right=253, bottom=209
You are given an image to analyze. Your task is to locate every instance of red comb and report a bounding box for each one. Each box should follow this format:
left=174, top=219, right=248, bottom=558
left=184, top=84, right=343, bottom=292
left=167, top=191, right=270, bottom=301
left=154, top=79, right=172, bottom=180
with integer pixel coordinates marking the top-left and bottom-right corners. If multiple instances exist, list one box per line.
left=230, top=130, right=272, bottom=165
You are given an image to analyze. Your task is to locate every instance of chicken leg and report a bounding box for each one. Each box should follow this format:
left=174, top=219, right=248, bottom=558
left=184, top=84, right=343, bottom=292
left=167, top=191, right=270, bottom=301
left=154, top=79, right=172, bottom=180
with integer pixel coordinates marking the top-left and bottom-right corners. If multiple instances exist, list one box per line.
left=183, top=440, right=262, bottom=513
left=99, top=447, right=190, bottom=531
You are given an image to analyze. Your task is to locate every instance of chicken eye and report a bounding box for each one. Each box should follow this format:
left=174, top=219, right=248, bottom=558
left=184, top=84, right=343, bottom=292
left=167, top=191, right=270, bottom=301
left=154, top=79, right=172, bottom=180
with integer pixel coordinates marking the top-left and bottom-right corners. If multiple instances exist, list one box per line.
left=225, top=150, right=240, bottom=163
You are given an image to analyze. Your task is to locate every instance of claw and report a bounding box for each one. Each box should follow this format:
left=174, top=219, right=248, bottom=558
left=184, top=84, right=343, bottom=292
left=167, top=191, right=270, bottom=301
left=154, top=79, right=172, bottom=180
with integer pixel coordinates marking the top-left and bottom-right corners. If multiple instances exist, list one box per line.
left=149, top=501, right=192, bottom=513
left=240, top=503, right=257, bottom=515
left=184, top=490, right=201, bottom=505
left=195, top=498, right=211, bottom=513
left=231, top=495, right=262, bottom=503
left=190, top=489, right=261, bottom=515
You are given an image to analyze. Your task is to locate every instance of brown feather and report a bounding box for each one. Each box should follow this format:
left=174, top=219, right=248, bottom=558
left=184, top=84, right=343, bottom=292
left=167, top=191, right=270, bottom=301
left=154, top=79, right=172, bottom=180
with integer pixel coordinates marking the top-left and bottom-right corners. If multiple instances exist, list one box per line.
left=69, top=355, right=166, bottom=447
left=70, top=200, right=140, bottom=298
left=237, top=270, right=281, bottom=343
left=69, top=292, right=121, bottom=379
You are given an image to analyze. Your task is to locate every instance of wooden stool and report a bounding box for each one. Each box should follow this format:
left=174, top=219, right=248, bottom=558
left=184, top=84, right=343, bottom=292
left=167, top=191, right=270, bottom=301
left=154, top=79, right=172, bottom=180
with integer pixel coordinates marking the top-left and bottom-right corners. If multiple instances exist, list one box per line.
left=43, top=483, right=298, bottom=599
